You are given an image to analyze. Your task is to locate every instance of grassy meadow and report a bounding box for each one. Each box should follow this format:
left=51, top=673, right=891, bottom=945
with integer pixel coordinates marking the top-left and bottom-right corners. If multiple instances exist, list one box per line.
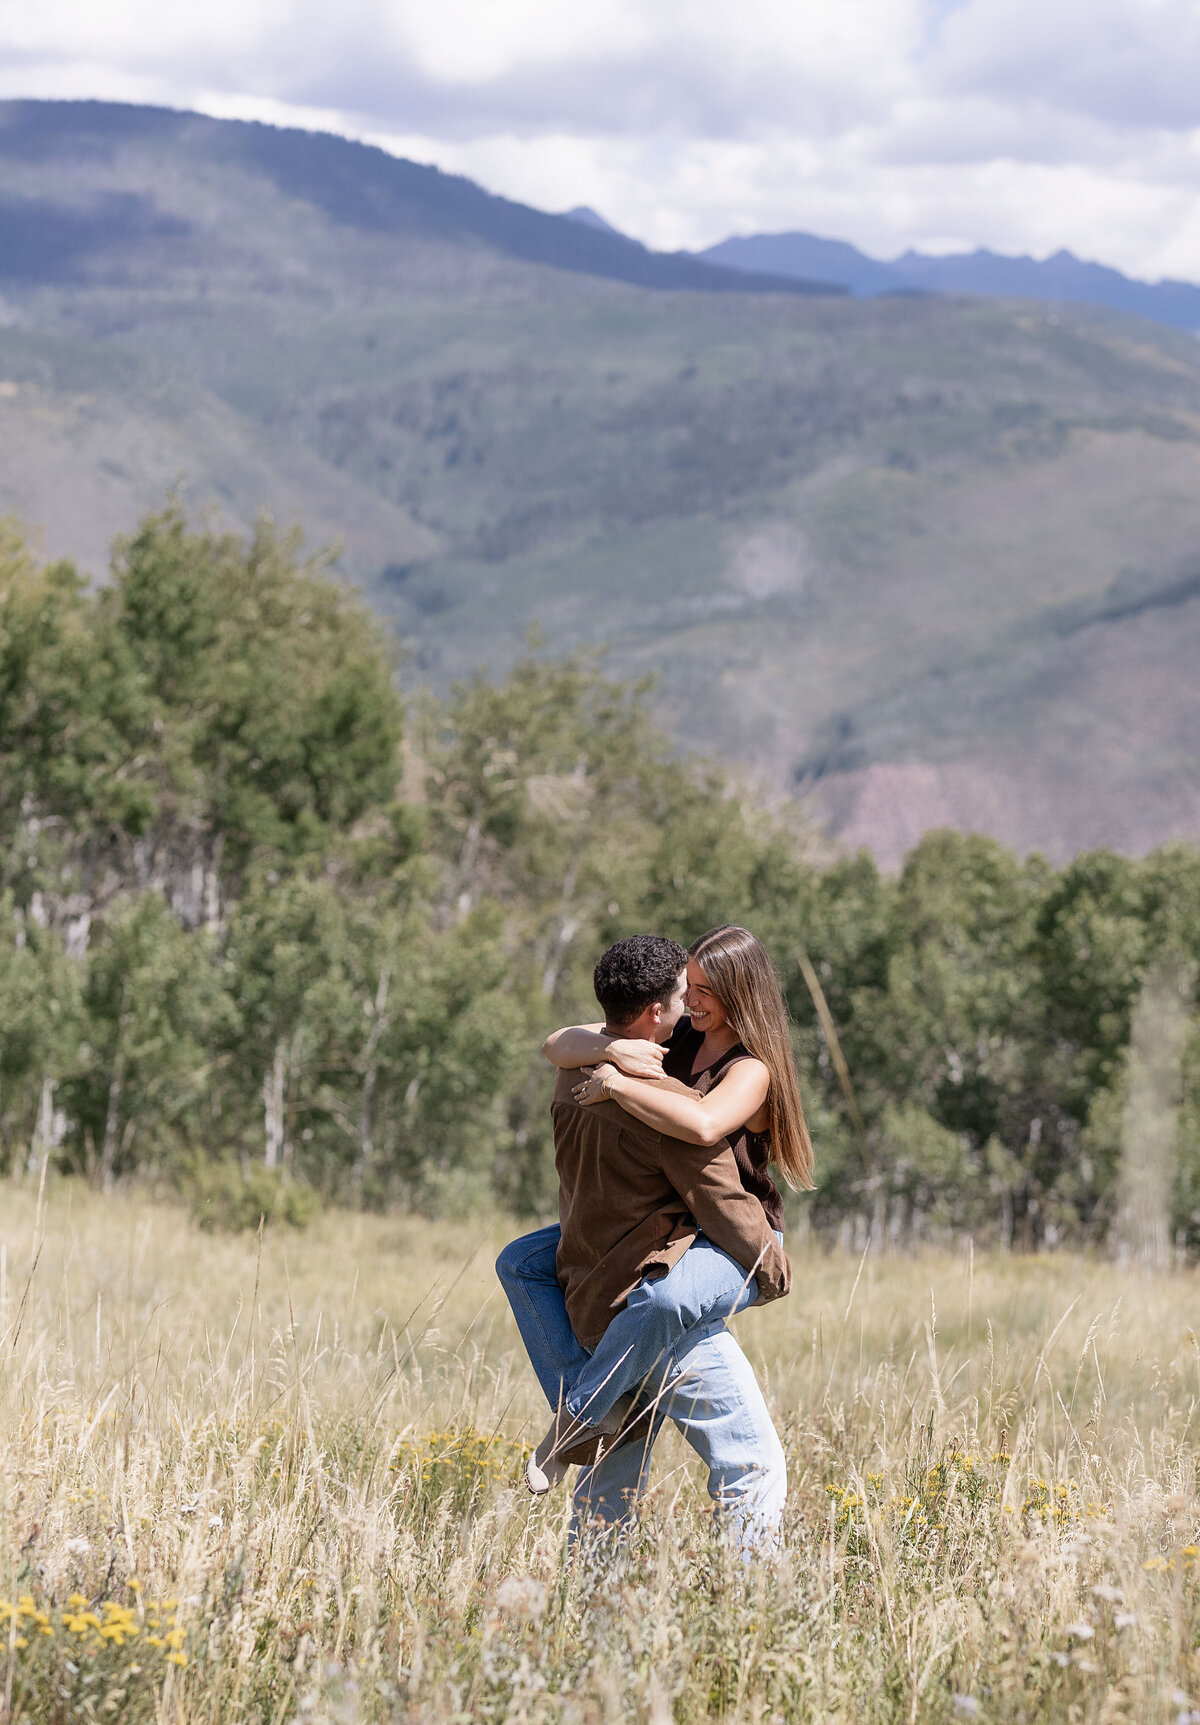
left=5, top=1182, right=1200, bottom=1722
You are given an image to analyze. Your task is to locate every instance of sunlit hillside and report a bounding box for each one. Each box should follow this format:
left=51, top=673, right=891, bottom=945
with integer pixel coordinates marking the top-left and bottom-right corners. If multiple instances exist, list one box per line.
left=3, top=102, right=1200, bottom=859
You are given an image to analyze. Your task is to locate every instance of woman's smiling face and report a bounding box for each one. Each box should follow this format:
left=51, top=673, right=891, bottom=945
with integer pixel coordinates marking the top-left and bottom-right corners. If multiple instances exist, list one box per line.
left=685, top=959, right=727, bottom=1033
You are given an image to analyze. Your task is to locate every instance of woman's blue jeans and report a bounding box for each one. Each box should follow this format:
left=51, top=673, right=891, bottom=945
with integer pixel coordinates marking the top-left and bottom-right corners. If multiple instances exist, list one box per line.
left=495, top=1224, right=786, bottom=1543
left=495, top=1225, right=762, bottom=1427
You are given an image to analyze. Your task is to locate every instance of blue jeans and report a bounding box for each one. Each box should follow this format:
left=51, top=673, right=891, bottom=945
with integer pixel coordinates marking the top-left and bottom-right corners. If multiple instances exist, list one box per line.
left=495, top=1224, right=786, bottom=1543
left=495, top=1223, right=593, bottom=1409
left=493, top=1228, right=758, bottom=1428
left=573, top=1325, right=787, bottom=1545
left=495, top=1225, right=763, bottom=1426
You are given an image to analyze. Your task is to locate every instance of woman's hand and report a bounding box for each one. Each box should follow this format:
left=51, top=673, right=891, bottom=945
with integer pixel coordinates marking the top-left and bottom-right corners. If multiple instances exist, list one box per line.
left=578, top=1055, right=770, bottom=1145
left=605, top=1039, right=666, bottom=1080
left=572, top=1063, right=620, bottom=1106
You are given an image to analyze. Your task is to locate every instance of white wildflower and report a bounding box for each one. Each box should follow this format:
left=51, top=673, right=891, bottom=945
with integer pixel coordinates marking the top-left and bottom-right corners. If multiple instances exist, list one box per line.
left=1066, top=1621, right=1094, bottom=1640
left=952, top=1698, right=980, bottom=1718
left=494, top=1576, right=547, bottom=1620
left=63, top=1536, right=90, bottom=1559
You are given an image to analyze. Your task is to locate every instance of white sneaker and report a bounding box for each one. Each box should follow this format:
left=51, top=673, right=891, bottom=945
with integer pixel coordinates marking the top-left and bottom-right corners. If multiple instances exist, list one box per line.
left=524, top=1393, right=638, bottom=1495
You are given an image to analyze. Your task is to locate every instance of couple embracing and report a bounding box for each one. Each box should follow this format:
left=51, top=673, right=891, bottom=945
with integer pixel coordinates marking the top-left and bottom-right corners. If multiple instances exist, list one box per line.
left=496, top=923, right=814, bottom=1547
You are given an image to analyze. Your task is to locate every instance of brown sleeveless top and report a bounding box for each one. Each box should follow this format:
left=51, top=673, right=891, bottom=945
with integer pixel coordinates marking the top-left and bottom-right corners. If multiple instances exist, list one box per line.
left=663, top=1019, right=784, bottom=1235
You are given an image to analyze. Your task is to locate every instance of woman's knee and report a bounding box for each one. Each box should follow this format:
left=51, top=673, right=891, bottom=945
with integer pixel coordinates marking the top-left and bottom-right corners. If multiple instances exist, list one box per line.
left=637, top=1272, right=688, bottom=1320
left=637, top=1264, right=736, bottom=1342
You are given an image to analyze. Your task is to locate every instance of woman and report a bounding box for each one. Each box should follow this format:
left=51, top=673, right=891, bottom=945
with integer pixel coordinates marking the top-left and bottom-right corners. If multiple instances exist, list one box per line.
left=500, top=923, right=813, bottom=1499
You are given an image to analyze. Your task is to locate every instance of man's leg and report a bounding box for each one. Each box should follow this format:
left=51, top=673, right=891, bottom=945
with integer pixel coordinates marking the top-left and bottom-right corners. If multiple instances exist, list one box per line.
left=564, top=1235, right=760, bottom=1429
left=572, top=1408, right=667, bottom=1531
left=495, top=1225, right=591, bottom=1409
left=661, top=1327, right=787, bottom=1549
left=572, top=1326, right=786, bottom=1549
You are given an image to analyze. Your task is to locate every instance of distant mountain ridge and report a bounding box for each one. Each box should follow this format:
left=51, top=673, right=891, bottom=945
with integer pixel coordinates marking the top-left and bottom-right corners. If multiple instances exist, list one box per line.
left=562, top=206, right=623, bottom=236
left=700, top=231, right=1200, bottom=334
left=0, top=100, right=836, bottom=301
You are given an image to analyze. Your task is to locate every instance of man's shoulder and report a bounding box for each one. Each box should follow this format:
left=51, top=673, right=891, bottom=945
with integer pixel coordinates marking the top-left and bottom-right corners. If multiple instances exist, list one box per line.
left=551, top=1067, right=578, bottom=1105
left=550, top=1085, right=664, bottom=1154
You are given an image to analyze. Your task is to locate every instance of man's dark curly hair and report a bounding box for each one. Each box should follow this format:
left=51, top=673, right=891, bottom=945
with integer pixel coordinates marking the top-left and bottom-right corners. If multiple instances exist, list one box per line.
left=593, top=935, right=689, bottom=1028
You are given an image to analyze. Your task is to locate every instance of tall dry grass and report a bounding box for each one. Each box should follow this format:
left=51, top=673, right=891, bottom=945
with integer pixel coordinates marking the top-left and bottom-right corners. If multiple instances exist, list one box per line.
left=5, top=1180, right=1200, bottom=1722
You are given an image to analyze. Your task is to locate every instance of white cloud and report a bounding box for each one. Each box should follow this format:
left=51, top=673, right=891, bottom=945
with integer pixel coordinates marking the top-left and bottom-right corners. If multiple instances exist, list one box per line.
left=393, top=0, right=651, bottom=85
left=1, top=0, right=1200, bottom=278
left=931, top=0, right=1200, bottom=130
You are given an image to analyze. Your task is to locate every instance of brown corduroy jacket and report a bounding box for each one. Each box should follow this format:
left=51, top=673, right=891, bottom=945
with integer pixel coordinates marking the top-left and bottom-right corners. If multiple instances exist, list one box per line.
left=552, top=1066, right=792, bottom=1349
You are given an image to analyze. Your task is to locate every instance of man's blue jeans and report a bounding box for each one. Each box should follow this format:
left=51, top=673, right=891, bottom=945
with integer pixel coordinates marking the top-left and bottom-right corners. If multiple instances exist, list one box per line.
left=574, top=1324, right=787, bottom=1544
left=495, top=1225, right=786, bottom=1542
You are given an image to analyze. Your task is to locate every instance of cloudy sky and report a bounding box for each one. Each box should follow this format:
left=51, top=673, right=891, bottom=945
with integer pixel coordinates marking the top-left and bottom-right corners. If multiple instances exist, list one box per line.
left=5, top=0, right=1200, bottom=279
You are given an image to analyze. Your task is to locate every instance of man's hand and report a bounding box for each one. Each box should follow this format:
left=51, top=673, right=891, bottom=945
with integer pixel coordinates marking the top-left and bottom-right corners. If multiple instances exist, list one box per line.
left=605, top=1039, right=666, bottom=1081
left=572, top=1063, right=620, bottom=1105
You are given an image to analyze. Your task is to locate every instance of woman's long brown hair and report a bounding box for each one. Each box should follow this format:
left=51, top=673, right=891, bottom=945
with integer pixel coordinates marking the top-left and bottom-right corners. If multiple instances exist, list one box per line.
left=689, top=924, right=815, bottom=1190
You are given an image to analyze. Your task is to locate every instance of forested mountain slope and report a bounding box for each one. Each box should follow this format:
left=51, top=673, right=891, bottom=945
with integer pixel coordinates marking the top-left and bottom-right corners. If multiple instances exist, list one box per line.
left=2, top=101, right=1200, bottom=862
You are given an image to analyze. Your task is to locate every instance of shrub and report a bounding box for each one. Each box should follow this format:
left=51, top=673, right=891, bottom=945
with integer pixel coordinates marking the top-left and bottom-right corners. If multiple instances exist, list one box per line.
left=184, top=1155, right=321, bottom=1233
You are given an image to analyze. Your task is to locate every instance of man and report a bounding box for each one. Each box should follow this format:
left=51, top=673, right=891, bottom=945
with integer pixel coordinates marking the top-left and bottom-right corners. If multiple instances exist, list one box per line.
left=496, top=935, right=789, bottom=1543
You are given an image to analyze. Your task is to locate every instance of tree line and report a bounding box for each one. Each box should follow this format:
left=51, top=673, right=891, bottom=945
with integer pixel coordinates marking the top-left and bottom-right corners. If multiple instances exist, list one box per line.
left=1, top=508, right=1198, bottom=1245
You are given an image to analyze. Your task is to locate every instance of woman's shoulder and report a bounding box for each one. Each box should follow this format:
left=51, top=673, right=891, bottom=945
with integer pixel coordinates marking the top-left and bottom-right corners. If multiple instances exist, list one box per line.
left=704, top=1046, right=770, bottom=1101
left=713, top=1045, right=768, bottom=1080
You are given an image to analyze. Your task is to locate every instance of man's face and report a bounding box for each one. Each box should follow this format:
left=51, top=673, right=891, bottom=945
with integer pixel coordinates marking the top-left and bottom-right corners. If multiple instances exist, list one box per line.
left=653, top=968, right=689, bottom=1042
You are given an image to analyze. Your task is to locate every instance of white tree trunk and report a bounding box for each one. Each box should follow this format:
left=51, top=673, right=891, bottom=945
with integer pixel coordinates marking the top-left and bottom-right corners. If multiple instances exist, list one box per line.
left=353, top=966, right=391, bottom=1190
left=99, top=1051, right=125, bottom=1192
left=456, top=814, right=483, bottom=918
left=1114, top=957, right=1194, bottom=1269
left=263, top=1040, right=287, bottom=1169
left=204, top=834, right=224, bottom=933
left=27, top=1076, right=57, bottom=1176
